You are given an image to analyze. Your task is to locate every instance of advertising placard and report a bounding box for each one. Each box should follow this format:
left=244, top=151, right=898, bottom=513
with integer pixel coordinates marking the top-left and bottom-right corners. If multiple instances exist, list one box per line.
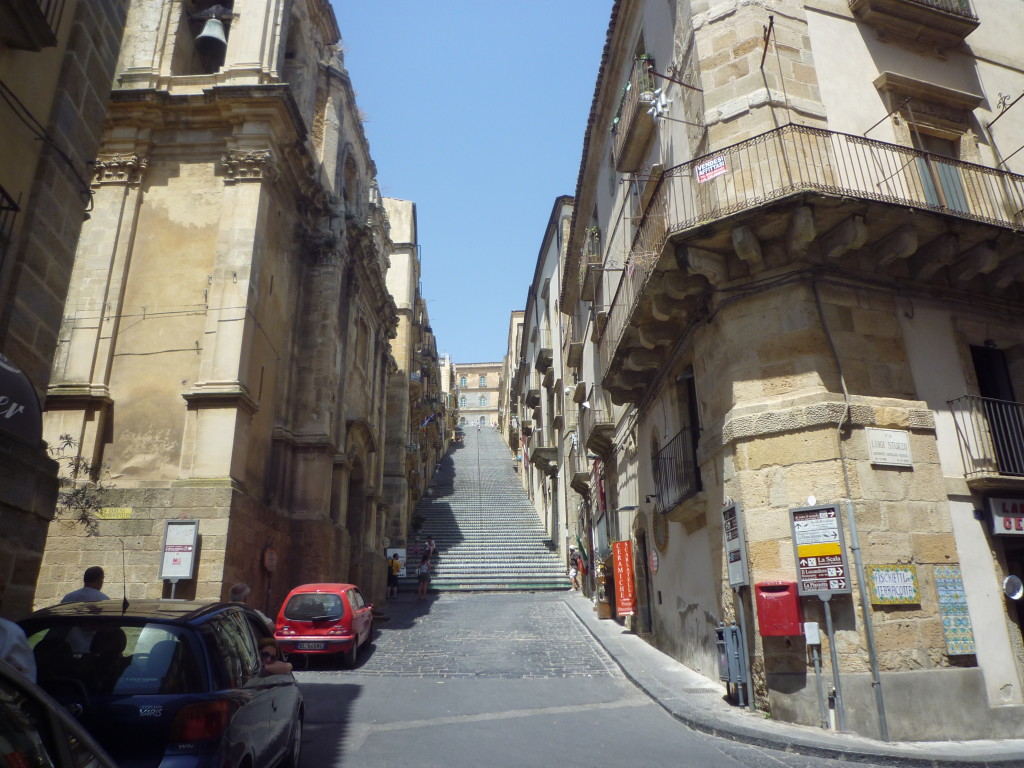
left=158, top=520, right=198, bottom=580
left=722, top=503, right=749, bottom=588
left=988, top=497, right=1024, bottom=536
left=612, top=540, right=636, bottom=616
left=386, top=547, right=408, bottom=578
left=789, top=504, right=852, bottom=597
left=695, top=155, right=728, bottom=183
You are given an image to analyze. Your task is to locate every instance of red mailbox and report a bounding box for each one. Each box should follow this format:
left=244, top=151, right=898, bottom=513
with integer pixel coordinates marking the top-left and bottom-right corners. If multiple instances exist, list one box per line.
left=754, top=581, right=802, bottom=636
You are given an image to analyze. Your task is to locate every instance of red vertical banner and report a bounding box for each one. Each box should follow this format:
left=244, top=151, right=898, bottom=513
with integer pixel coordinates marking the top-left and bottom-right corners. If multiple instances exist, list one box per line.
left=613, top=540, right=636, bottom=616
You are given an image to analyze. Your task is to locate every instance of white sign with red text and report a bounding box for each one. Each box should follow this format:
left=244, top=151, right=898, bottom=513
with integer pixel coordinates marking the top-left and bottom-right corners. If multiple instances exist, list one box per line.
left=988, top=498, right=1024, bottom=536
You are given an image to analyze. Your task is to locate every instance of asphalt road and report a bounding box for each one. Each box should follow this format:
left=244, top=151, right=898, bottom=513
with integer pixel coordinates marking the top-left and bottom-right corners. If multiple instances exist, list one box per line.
left=294, top=591, right=892, bottom=768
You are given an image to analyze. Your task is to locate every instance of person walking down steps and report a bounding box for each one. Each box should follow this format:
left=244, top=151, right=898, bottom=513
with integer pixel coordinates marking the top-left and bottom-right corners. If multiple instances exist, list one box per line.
left=416, top=554, right=431, bottom=601
left=568, top=546, right=581, bottom=591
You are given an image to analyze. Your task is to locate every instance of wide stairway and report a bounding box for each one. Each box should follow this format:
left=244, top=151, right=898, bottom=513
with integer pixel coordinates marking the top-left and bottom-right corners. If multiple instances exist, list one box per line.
left=402, top=427, right=569, bottom=592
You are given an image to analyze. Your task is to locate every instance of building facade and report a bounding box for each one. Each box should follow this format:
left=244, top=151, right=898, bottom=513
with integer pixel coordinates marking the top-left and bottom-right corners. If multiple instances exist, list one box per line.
left=383, top=197, right=447, bottom=551
left=34, top=0, right=399, bottom=612
left=509, top=199, right=578, bottom=557
left=454, top=361, right=501, bottom=429
left=555, top=0, right=1024, bottom=741
left=0, top=0, right=130, bottom=619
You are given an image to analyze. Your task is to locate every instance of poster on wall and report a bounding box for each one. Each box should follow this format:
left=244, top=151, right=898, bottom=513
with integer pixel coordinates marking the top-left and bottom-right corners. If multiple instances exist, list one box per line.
left=158, top=520, right=198, bottom=580
left=612, top=540, right=636, bottom=616
left=386, top=548, right=408, bottom=578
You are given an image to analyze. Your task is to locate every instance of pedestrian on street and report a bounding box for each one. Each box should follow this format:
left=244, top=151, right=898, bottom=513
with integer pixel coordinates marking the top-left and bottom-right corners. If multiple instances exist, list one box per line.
left=387, top=553, right=401, bottom=599
left=0, top=618, right=36, bottom=681
left=425, top=536, right=437, bottom=565
left=60, top=566, right=109, bottom=603
left=229, top=582, right=273, bottom=629
left=568, top=547, right=581, bottom=591
left=416, top=554, right=431, bottom=601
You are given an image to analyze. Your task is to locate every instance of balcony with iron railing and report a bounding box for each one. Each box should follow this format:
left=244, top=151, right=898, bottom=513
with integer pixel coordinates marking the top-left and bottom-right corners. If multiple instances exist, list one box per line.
left=0, top=184, right=19, bottom=272
left=582, top=386, right=615, bottom=457
left=950, top=395, right=1024, bottom=486
left=849, top=0, right=978, bottom=48
left=579, top=227, right=603, bottom=302
left=599, top=123, right=1024, bottom=387
left=535, top=328, right=553, bottom=373
left=0, top=0, right=65, bottom=50
left=611, top=56, right=657, bottom=173
left=653, top=427, right=701, bottom=512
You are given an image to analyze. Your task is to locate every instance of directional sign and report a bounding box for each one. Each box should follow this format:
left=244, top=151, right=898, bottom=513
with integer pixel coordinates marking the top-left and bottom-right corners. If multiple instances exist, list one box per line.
left=790, top=504, right=852, bottom=597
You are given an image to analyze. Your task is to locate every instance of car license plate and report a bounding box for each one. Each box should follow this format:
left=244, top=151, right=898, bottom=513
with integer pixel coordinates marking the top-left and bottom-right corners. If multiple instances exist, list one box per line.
left=296, top=641, right=325, bottom=650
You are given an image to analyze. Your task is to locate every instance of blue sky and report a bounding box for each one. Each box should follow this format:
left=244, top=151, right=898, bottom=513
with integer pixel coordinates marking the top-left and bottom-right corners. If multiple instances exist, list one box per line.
left=334, top=2, right=614, bottom=364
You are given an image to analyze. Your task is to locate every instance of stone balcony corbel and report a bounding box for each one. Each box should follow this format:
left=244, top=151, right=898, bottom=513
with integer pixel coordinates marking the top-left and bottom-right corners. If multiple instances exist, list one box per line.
left=637, top=320, right=678, bottom=350
left=950, top=240, right=999, bottom=285
left=821, top=215, right=868, bottom=261
left=910, top=233, right=958, bottom=280
left=988, top=252, right=1024, bottom=290
left=731, top=225, right=763, bottom=267
left=876, top=223, right=919, bottom=266
left=786, top=206, right=816, bottom=258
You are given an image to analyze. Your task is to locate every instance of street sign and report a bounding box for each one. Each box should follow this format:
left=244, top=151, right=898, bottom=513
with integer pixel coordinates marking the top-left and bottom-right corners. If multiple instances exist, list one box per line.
left=789, top=504, right=852, bottom=598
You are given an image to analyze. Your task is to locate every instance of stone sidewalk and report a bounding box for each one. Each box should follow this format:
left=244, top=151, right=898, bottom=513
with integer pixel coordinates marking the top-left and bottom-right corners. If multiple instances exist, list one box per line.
left=564, top=594, right=1024, bottom=767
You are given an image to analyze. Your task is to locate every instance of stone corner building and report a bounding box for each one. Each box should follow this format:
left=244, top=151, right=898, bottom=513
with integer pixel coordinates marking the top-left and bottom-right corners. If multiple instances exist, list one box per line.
left=529, top=0, right=1024, bottom=744
left=0, top=0, right=131, bottom=619
left=35, top=0, right=398, bottom=611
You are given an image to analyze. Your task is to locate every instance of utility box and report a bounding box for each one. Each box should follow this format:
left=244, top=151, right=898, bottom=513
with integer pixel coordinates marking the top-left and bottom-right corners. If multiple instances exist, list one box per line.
left=716, top=623, right=746, bottom=684
left=754, top=581, right=802, bottom=636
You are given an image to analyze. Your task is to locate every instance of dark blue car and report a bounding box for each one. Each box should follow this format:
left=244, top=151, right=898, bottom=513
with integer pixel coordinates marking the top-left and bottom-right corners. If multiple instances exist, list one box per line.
left=21, top=600, right=303, bottom=768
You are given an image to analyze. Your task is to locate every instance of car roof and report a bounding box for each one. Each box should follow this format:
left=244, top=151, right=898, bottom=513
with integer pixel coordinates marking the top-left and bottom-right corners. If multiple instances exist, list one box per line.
left=284, top=583, right=357, bottom=594
left=22, top=599, right=239, bottom=624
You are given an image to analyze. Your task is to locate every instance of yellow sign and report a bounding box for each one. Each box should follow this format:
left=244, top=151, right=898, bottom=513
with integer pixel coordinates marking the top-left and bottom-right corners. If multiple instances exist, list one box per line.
left=797, top=542, right=841, bottom=557
left=97, top=507, right=133, bottom=519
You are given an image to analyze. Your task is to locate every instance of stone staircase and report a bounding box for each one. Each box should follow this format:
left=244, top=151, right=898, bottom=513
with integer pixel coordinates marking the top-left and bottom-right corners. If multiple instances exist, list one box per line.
left=400, top=427, right=569, bottom=592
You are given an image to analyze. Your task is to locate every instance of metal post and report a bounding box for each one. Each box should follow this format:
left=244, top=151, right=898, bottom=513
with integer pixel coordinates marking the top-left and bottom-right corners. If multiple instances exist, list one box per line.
left=811, top=644, right=828, bottom=729
left=844, top=500, right=890, bottom=742
left=734, top=589, right=755, bottom=711
left=821, top=595, right=846, bottom=731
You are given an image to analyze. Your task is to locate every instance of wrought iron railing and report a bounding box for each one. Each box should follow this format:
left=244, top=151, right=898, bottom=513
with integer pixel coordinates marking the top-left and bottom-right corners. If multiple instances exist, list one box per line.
left=578, top=226, right=602, bottom=289
left=580, top=386, right=613, bottom=442
left=895, top=0, right=976, bottom=20
left=653, top=426, right=700, bottom=510
left=0, top=184, right=19, bottom=272
left=611, top=57, right=656, bottom=165
left=598, top=123, right=1024, bottom=380
left=949, top=395, right=1024, bottom=478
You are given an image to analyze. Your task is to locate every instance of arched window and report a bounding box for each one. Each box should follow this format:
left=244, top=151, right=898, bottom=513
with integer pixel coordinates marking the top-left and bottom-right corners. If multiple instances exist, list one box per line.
left=460, top=376, right=467, bottom=387
left=479, top=394, right=487, bottom=407
left=479, top=375, right=486, bottom=387
left=459, top=396, right=467, bottom=408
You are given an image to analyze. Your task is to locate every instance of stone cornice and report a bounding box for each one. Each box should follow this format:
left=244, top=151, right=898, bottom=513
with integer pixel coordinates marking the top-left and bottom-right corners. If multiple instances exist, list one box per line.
left=705, top=394, right=936, bottom=460
left=182, top=383, right=258, bottom=414
left=44, top=384, right=114, bottom=409
left=221, top=149, right=279, bottom=182
left=92, top=154, right=148, bottom=186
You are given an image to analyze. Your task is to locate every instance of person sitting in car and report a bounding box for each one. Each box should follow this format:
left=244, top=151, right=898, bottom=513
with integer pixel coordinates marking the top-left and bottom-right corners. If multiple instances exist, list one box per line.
left=258, top=638, right=292, bottom=676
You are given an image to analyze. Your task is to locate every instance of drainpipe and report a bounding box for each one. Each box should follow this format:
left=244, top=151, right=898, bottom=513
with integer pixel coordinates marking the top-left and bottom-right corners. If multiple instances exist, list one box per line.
left=813, top=279, right=889, bottom=741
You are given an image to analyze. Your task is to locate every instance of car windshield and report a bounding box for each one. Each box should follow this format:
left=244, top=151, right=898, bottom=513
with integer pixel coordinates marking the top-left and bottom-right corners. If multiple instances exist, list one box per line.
left=283, top=593, right=344, bottom=621
left=26, top=622, right=203, bottom=696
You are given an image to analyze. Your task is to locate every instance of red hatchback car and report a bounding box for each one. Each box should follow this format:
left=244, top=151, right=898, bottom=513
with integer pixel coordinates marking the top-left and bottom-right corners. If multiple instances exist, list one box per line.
left=274, top=583, right=373, bottom=667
